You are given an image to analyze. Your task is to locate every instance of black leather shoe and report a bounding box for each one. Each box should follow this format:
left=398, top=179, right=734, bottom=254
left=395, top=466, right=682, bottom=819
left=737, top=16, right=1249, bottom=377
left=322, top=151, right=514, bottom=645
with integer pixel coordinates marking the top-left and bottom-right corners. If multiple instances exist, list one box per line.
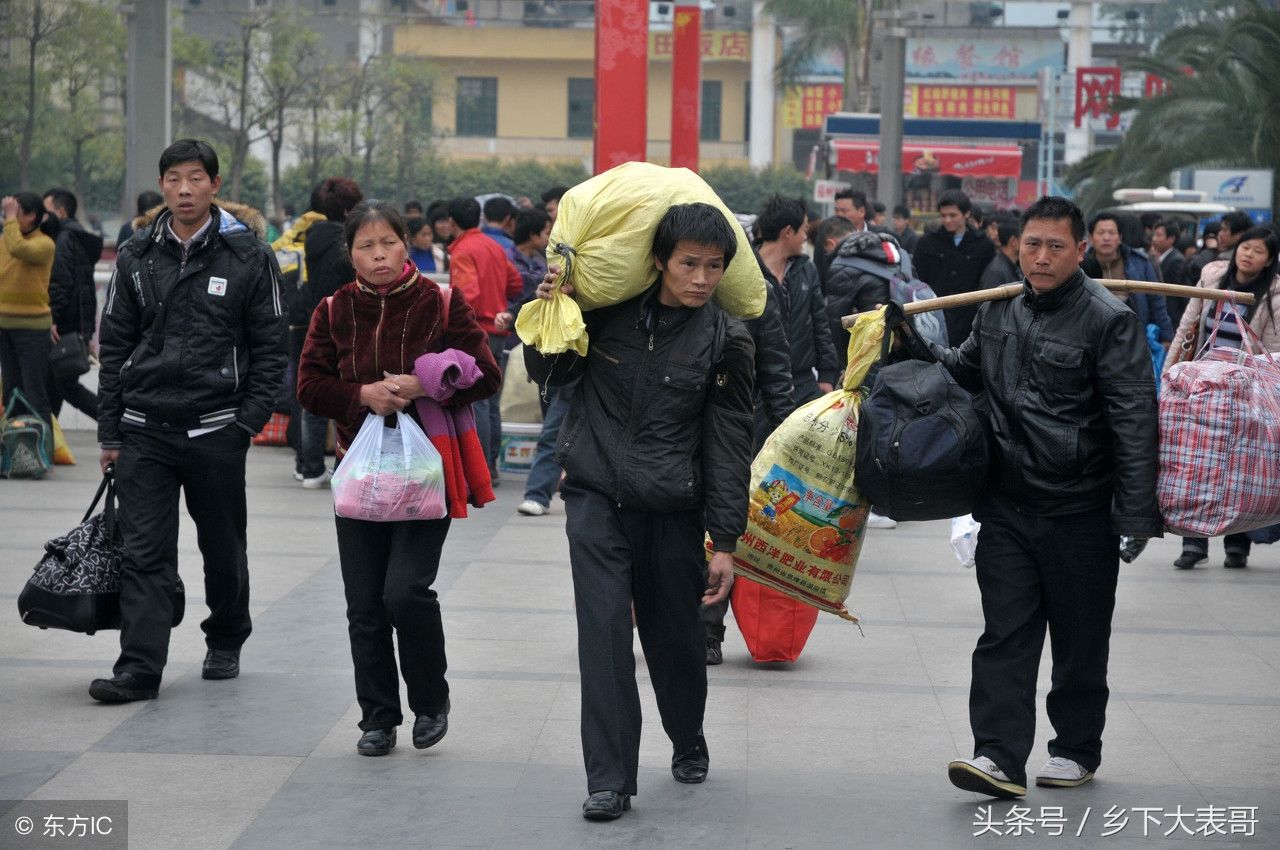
left=582, top=791, right=630, bottom=821
left=89, top=673, right=158, bottom=703
left=1224, top=552, right=1249, bottom=569
left=706, top=636, right=723, bottom=666
left=1174, top=552, right=1207, bottom=570
left=357, top=728, right=396, bottom=756
left=202, top=648, right=240, bottom=680
left=672, top=735, right=710, bottom=784
left=413, top=698, right=450, bottom=750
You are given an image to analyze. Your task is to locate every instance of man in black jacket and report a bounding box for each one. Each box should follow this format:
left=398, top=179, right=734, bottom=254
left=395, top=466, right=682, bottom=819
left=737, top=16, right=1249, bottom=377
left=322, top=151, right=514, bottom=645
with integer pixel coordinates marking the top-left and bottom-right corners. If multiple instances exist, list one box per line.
left=91, top=139, right=286, bottom=703
left=526, top=203, right=755, bottom=821
left=756, top=195, right=839, bottom=405
left=892, top=196, right=1161, bottom=799
left=913, top=189, right=997, bottom=344
left=979, top=218, right=1020, bottom=290
left=41, top=187, right=102, bottom=419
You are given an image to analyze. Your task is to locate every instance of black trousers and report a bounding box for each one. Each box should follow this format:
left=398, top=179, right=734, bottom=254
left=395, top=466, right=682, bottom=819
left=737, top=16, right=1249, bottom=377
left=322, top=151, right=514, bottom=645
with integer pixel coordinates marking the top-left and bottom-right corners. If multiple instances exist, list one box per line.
left=0, top=327, right=53, bottom=424
left=48, top=365, right=98, bottom=420
left=968, top=496, right=1119, bottom=787
left=1182, top=534, right=1252, bottom=558
left=334, top=515, right=451, bottom=731
left=564, top=487, right=707, bottom=796
left=113, top=425, right=253, bottom=686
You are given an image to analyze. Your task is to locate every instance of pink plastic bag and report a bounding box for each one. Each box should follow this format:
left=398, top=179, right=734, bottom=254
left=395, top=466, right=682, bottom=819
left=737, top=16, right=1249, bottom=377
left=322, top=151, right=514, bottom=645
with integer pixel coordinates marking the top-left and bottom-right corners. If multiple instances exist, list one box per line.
left=1158, top=307, right=1280, bottom=536
left=332, top=413, right=447, bottom=522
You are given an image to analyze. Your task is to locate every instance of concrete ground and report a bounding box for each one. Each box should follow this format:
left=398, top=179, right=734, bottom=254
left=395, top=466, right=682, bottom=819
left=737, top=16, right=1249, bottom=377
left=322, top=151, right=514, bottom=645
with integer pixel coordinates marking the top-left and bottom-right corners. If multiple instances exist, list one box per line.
left=2, top=427, right=1277, bottom=849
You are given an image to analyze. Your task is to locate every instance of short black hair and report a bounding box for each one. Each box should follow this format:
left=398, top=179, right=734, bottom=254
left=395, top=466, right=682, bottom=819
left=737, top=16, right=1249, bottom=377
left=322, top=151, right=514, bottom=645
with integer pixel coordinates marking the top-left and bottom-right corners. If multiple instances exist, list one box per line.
left=969, top=207, right=987, bottom=227
left=42, top=187, right=77, bottom=219
left=892, top=204, right=911, bottom=220
left=404, top=200, right=424, bottom=215
left=1202, top=221, right=1220, bottom=238
left=816, top=215, right=856, bottom=249
left=309, top=177, right=363, bottom=222
left=158, top=138, right=219, bottom=179
left=756, top=195, right=807, bottom=242
left=1021, top=195, right=1086, bottom=243
left=996, top=219, right=1020, bottom=247
left=13, top=192, right=48, bottom=229
left=1088, top=211, right=1122, bottom=235
left=872, top=201, right=886, bottom=214
left=936, top=189, right=971, bottom=215
left=343, top=200, right=407, bottom=252
left=406, top=216, right=431, bottom=239
left=136, top=190, right=162, bottom=217
left=447, top=196, right=481, bottom=230
left=834, top=188, right=867, bottom=210
left=426, top=200, right=450, bottom=224
left=1220, top=211, right=1253, bottom=237
left=1139, top=212, right=1162, bottom=230
left=541, top=186, right=568, bottom=205
left=513, top=208, right=550, bottom=245
left=1153, top=218, right=1182, bottom=241
left=652, top=202, right=737, bottom=267
left=483, top=196, right=515, bottom=223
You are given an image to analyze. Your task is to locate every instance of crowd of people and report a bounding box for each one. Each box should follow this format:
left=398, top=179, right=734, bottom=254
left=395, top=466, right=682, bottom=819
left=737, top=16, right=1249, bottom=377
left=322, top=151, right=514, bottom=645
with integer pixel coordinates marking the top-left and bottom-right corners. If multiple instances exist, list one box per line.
left=4, top=138, right=1279, bottom=823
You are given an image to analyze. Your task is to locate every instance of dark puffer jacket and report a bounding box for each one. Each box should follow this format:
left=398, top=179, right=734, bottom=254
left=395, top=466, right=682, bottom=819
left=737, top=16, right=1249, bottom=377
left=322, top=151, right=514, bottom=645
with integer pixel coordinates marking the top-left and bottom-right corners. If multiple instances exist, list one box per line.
left=49, top=219, right=103, bottom=338
left=903, top=270, right=1161, bottom=536
left=525, top=285, right=756, bottom=551
left=98, top=204, right=287, bottom=445
left=823, top=230, right=903, bottom=373
left=743, top=278, right=793, bottom=445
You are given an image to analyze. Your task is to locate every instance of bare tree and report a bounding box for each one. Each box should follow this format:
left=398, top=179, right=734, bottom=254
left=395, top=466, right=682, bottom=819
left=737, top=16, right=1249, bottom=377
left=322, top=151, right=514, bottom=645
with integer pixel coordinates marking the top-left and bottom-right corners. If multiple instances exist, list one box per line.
left=254, top=22, right=320, bottom=215
left=4, top=0, right=78, bottom=188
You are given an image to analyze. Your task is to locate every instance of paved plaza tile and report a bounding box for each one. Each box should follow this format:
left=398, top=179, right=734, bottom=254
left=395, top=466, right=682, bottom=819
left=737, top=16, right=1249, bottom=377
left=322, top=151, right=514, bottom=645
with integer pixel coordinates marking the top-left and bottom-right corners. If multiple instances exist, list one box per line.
left=2, top=430, right=1277, bottom=848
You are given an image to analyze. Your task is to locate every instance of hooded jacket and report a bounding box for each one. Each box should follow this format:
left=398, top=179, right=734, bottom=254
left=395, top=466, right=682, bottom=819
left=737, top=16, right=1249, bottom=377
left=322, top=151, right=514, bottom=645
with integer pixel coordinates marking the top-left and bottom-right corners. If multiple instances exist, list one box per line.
left=49, top=218, right=104, bottom=338
left=98, top=202, right=287, bottom=446
left=823, top=230, right=905, bottom=373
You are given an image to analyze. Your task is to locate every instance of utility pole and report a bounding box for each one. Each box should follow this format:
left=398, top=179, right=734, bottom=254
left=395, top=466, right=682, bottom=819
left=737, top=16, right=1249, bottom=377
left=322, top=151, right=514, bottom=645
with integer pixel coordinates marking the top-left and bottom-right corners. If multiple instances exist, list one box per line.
left=748, top=1, right=775, bottom=168
left=876, top=10, right=911, bottom=211
left=1062, top=0, right=1093, bottom=165
left=124, top=0, right=171, bottom=219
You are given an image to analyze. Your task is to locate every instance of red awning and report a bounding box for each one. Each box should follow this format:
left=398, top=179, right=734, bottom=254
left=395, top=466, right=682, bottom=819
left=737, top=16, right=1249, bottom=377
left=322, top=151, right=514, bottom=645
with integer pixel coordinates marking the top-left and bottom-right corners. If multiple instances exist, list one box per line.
left=832, top=140, right=1022, bottom=179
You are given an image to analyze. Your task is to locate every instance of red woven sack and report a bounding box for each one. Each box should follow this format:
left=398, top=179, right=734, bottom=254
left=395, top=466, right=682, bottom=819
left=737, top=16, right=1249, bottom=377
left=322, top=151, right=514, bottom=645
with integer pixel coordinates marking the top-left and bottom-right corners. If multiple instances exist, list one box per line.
left=1158, top=307, right=1280, bottom=536
left=252, top=412, right=291, bottom=447
left=730, top=576, right=819, bottom=663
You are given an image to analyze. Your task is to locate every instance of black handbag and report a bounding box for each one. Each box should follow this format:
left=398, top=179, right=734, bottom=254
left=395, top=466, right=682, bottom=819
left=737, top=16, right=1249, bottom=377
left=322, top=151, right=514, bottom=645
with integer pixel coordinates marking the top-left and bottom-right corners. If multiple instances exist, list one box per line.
left=48, top=332, right=91, bottom=381
left=17, top=470, right=185, bottom=634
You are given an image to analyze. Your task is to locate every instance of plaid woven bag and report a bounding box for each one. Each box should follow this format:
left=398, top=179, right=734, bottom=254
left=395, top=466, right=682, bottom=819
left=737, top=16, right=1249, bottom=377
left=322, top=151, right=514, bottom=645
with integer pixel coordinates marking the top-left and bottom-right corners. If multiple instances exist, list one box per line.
left=1158, top=305, right=1280, bottom=536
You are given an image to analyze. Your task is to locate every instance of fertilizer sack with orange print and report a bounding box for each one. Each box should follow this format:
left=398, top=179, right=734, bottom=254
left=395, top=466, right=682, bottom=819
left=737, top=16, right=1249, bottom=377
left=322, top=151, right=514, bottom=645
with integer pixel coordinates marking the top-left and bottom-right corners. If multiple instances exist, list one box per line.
left=722, top=308, right=886, bottom=620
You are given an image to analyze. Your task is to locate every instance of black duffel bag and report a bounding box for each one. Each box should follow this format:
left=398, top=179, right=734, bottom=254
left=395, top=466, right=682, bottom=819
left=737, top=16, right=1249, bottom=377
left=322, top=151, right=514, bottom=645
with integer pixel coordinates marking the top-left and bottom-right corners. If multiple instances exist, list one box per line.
left=855, top=325, right=989, bottom=522
left=18, top=469, right=185, bottom=634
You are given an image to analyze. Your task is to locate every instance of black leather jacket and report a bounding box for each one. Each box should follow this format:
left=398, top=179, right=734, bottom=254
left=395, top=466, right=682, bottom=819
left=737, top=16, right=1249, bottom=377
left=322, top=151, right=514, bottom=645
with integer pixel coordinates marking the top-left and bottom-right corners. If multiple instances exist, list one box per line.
left=525, top=285, right=755, bottom=550
left=906, top=270, right=1161, bottom=536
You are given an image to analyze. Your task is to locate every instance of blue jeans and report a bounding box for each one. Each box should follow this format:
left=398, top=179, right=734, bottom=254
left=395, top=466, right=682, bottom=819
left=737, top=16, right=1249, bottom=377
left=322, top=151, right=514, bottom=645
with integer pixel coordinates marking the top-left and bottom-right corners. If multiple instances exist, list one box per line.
left=296, top=408, right=329, bottom=478
left=473, top=335, right=507, bottom=470
left=523, top=384, right=573, bottom=507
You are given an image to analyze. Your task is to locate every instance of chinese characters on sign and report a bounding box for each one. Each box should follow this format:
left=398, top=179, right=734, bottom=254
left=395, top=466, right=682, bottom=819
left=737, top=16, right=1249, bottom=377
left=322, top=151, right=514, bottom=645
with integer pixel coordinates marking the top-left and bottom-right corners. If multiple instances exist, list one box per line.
left=649, top=30, right=749, bottom=61
left=905, top=37, right=1064, bottom=80
left=782, top=84, right=845, bottom=129
left=972, top=805, right=1259, bottom=838
left=907, top=85, right=1017, bottom=120
left=1074, top=66, right=1122, bottom=129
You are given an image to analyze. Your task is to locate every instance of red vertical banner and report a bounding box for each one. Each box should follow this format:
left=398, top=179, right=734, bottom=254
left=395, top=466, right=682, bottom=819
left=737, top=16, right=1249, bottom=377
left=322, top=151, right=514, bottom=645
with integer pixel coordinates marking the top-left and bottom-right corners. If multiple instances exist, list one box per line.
left=670, top=5, right=701, bottom=171
left=594, top=0, right=649, bottom=174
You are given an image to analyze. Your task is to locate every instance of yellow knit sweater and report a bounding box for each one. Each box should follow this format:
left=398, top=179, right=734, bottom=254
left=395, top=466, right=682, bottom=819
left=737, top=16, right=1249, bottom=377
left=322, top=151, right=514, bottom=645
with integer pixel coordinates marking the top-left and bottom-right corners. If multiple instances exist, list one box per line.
left=0, top=219, right=55, bottom=330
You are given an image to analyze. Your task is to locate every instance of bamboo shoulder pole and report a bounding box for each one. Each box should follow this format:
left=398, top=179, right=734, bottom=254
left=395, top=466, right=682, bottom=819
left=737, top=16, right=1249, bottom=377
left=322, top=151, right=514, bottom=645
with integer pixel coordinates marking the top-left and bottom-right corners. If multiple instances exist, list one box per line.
left=841, top=279, right=1255, bottom=328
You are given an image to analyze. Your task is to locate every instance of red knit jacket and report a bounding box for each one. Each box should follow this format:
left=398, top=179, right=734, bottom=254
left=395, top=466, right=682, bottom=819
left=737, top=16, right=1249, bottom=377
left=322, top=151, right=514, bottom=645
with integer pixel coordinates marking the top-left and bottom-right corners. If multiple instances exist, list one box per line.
left=297, top=265, right=501, bottom=456
left=447, top=228, right=523, bottom=336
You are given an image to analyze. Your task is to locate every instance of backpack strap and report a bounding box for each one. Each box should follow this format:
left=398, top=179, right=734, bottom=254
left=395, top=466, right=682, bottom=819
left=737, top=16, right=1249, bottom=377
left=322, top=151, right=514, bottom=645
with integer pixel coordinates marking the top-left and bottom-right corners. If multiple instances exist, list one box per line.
left=436, top=281, right=452, bottom=332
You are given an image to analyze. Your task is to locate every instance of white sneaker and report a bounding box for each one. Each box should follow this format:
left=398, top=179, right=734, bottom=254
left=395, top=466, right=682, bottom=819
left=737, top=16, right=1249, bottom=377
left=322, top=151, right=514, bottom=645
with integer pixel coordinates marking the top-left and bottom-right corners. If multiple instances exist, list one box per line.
left=865, top=511, right=898, bottom=529
left=302, top=469, right=332, bottom=489
left=293, top=471, right=304, bottom=482
left=1035, top=756, right=1094, bottom=788
left=517, top=500, right=548, bottom=516
left=948, top=756, right=1027, bottom=798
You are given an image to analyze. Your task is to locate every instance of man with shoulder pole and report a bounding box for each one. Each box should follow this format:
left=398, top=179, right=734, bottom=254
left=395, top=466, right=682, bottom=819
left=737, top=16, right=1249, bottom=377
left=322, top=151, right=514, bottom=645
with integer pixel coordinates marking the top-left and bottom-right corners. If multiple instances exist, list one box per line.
left=92, top=139, right=286, bottom=702
left=525, top=203, right=755, bottom=821
left=889, top=196, right=1162, bottom=798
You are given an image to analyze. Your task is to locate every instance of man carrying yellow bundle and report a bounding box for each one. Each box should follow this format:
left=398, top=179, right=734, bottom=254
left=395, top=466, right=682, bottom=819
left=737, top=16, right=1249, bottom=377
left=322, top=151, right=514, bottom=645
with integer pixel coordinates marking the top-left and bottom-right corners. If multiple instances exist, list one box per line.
left=525, top=203, right=755, bottom=822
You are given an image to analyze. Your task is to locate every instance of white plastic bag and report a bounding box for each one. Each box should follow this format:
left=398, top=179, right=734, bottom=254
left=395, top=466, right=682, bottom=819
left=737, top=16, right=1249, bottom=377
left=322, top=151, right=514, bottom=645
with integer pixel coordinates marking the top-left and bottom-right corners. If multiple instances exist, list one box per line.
left=950, top=514, right=979, bottom=569
left=332, top=412, right=447, bottom=522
